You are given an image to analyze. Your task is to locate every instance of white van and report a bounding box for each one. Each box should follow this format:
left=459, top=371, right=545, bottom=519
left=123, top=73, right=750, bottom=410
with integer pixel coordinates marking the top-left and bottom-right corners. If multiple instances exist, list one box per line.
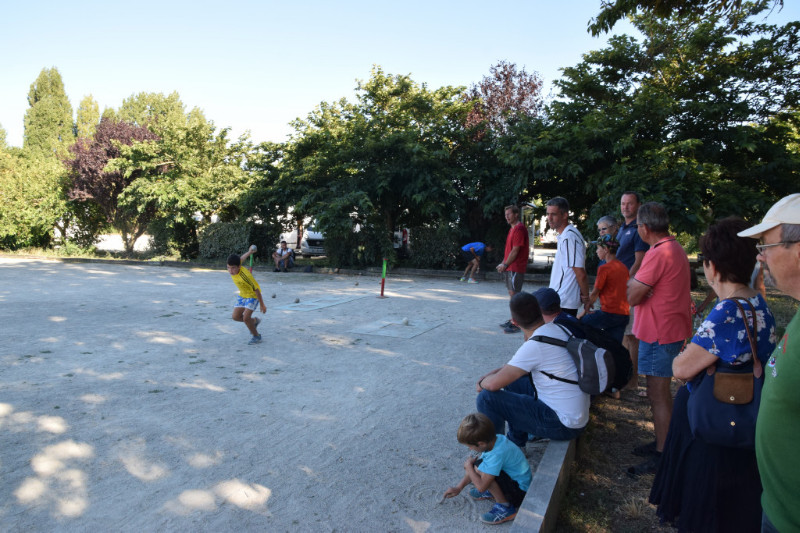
left=279, top=222, right=325, bottom=257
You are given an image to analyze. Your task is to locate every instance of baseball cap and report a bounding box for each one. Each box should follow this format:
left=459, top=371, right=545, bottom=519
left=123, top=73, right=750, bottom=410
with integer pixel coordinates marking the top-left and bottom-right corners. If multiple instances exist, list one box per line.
left=533, top=287, right=561, bottom=314
left=738, top=193, right=800, bottom=239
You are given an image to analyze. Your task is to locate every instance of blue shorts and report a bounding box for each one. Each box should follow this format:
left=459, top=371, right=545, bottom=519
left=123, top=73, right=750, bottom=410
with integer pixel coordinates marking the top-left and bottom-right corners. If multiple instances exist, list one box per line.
left=638, top=340, right=683, bottom=377
left=234, top=296, right=259, bottom=311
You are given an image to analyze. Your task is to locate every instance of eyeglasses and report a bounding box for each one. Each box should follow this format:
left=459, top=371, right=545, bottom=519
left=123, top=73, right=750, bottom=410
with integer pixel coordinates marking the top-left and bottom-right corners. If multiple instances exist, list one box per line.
left=598, top=226, right=609, bottom=232
left=756, top=241, right=799, bottom=253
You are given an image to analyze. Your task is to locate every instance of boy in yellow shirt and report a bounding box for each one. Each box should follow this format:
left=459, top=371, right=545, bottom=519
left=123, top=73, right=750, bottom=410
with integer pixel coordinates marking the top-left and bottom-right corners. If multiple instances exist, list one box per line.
left=227, top=249, right=266, bottom=344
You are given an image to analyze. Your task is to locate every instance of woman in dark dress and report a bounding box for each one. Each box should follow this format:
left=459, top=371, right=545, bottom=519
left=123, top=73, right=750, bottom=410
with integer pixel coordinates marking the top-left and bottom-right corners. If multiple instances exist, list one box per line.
left=649, top=217, right=777, bottom=532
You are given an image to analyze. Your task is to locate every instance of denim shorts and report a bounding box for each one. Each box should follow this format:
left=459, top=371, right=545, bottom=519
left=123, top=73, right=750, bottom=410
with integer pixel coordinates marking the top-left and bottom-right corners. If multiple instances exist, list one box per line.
left=234, top=296, right=259, bottom=311
left=638, top=340, right=683, bottom=377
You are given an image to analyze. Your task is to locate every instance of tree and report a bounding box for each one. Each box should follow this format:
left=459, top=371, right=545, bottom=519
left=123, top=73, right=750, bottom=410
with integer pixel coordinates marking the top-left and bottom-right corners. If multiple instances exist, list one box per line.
left=589, top=0, right=784, bottom=35
left=0, top=123, right=7, bottom=149
left=464, top=61, right=544, bottom=137
left=64, top=118, right=160, bottom=252
left=0, top=148, right=68, bottom=249
left=457, top=62, right=547, bottom=242
left=272, top=67, right=472, bottom=265
left=23, top=67, right=74, bottom=156
left=76, top=95, right=100, bottom=140
left=503, top=1, right=800, bottom=237
left=106, top=92, right=254, bottom=257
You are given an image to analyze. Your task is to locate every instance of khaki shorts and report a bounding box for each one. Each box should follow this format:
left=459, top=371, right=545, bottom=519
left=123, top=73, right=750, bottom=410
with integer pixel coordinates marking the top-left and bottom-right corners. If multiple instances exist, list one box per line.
left=624, top=306, right=635, bottom=336
left=504, top=271, right=524, bottom=293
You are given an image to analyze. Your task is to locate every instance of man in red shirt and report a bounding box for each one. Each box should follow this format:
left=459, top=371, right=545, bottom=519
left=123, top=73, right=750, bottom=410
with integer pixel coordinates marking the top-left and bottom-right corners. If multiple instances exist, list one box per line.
left=496, top=205, right=530, bottom=334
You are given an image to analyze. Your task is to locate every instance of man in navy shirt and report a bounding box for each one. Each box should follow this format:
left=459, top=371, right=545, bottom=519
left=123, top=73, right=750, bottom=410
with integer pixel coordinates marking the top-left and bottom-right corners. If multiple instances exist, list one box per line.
left=616, top=191, right=649, bottom=388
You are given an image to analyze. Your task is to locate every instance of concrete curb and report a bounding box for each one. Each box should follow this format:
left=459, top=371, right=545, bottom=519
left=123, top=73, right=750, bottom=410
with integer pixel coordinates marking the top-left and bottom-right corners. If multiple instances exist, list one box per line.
left=511, top=439, right=576, bottom=533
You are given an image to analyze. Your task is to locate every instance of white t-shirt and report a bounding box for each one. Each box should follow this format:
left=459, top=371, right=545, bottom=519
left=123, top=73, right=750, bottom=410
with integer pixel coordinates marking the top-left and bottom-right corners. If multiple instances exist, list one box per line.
left=549, top=224, right=586, bottom=309
left=507, top=322, right=590, bottom=429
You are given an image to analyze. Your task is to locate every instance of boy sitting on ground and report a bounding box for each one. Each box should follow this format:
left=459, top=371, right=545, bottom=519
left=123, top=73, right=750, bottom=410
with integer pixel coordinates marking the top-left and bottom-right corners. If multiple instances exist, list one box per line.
left=442, top=412, right=531, bottom=525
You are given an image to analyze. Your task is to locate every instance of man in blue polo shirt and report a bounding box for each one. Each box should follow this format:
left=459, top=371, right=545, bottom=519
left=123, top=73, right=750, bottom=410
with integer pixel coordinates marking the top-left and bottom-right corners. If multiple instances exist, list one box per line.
left=617, top=191, right=649, bottom=388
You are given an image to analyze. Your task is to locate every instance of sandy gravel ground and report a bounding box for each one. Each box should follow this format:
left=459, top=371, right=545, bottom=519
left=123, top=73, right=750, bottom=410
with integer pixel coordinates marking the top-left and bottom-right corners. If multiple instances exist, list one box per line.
left=0, top=258, right=545, bottom=532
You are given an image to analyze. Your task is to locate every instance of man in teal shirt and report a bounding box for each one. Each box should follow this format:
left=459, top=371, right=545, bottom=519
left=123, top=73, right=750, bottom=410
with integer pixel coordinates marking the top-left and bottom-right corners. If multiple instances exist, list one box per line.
left=738, top=193, right=800, bottom=533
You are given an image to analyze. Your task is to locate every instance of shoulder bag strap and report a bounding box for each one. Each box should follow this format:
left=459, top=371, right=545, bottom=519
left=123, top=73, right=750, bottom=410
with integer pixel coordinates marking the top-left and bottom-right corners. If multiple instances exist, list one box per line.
left=728, top=298, right=763, bottom=378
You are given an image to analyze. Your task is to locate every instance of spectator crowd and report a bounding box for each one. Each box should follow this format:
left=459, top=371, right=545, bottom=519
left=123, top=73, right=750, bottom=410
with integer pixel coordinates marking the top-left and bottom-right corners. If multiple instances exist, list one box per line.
left=447, top=192, right=800, bottom=531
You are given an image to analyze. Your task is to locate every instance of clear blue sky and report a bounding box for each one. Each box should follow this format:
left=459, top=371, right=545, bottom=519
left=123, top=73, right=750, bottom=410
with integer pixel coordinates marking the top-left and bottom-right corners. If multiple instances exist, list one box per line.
left=1, top=1, right=797, bottom=148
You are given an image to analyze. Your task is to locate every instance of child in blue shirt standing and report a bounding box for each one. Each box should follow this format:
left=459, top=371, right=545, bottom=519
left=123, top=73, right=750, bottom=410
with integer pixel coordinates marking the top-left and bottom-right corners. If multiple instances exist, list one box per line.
left=443, top=412, right=531, bottom=524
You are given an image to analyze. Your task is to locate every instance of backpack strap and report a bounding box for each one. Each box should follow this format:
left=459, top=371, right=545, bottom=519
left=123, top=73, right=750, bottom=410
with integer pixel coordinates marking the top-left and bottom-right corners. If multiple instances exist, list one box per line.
left=531, top=324, right=579, bottom=386
left=539, top=370, right=579, bottom=385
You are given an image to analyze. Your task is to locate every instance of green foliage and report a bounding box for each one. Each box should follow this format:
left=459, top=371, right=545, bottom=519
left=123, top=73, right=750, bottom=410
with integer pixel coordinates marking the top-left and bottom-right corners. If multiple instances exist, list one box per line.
left=408, top=225, right=461, bottom=270
left=504, top=2, right=800, bottom=239
left=238, top=141, right=286, bottom=225
left=147, top=218, right=199, bottom=259
left=198, top=222, right=277, bottom=261
left=324, top=224, right=387, bottom=269
left=110, top=92, right=254, bottom=252
left=24, top=67, right=74, bottom=157
left=0, top=149, right=67, bottom=249
left=76, top=95, right=100, bottom=140
left=198, top=222, right=250, bottom=260
left=271, top=67, right=473, bottom=252
left=588, top=0, right=784, bottom=35
left=0, top=123, right=7, bottom=149
left=62, top=199, right=108, bottom=248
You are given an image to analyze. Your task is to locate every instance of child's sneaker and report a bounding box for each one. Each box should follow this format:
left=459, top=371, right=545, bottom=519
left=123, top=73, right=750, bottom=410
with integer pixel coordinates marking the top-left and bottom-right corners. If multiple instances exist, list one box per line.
left=459, top=277, right=466, bottom=282
left=468, top=487, right=494, bottom=500
left=248, top=334, right=262, bottom=345
left=467, top=278, right=478, bottom=284
left=480, top=502, right=517, bottom=524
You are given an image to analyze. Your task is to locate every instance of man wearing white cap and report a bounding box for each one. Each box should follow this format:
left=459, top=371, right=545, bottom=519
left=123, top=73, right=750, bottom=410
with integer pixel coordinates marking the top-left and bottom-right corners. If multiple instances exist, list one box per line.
left=738, top=193, right=800, bottom=533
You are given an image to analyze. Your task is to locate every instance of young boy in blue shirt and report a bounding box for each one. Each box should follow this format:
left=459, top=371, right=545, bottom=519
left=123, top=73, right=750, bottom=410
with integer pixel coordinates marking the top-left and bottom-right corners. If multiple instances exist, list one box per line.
left=443, top=412, right=531, bottom=524
left=227, top=248, right=266, bottom=344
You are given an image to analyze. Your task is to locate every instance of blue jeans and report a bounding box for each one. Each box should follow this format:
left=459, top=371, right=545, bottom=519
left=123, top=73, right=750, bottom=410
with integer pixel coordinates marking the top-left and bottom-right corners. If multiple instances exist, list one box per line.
left=476, top=376, right=585, bottom=446
left=580, top=310, right=628, bottom=344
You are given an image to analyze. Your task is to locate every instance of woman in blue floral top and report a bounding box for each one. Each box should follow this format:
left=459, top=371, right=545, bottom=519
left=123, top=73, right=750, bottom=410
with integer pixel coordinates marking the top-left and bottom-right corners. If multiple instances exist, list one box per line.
left=649, top=217, right=776, bottom=533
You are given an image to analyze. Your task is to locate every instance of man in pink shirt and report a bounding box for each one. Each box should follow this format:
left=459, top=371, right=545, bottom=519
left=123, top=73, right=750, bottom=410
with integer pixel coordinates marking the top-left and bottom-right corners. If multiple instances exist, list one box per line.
left=626, top=202, right=691, bottom=476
